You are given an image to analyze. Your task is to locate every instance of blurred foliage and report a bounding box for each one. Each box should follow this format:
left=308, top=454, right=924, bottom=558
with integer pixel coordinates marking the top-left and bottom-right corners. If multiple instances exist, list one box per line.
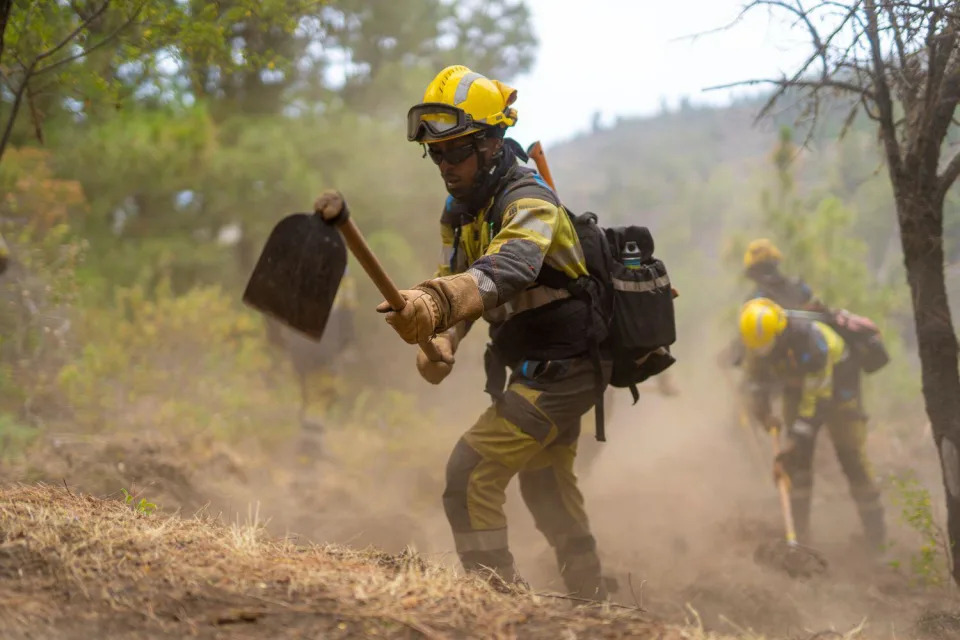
left=0, top=0, right=947, bottom=466
left=0, top=148, right=87, bottom=424
left=57, top=281, right=289, bottom=441
left=0, top=1, right=537, bottom=458
left=0, top=411, right=39, bottom=462
left=0, top=0, right=536, bottom=160
left=889, top=472, right=951, bottom=587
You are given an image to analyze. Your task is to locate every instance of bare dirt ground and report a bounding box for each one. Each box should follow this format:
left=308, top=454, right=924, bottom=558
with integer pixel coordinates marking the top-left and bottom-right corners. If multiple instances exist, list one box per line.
left=2, top=350, right=958, bottom=638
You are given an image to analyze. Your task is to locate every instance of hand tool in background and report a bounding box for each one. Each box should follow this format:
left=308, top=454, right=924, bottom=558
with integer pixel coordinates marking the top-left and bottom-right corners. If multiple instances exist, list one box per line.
left=754, top=420, right=828, bottom=578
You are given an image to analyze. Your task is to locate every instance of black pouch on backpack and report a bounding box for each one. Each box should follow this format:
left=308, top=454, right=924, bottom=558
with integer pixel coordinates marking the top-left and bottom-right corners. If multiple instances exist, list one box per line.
left=603, top=226, right=677, bottom=393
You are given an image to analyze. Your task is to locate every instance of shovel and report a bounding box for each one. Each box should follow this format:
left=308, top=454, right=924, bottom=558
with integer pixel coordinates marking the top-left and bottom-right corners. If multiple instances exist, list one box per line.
left=754, top=424, right=828, bottom=578
left=527, top=141, right=558, bottom=193
left=243, top=190, right=442, bottom=361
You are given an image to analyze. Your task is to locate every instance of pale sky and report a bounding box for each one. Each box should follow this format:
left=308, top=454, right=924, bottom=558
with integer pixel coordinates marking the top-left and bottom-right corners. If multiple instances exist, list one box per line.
left=510, top=0, right=813, bottom=146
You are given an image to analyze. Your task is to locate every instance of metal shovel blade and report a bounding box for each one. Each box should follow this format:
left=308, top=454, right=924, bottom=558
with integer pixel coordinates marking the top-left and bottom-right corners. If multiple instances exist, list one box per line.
left=242, top=213, right=347, bottom=340
left=754, top=539, right=828, bottom=579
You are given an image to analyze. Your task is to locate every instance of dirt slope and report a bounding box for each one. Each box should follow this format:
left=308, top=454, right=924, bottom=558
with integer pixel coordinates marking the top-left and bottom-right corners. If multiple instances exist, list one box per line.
left=0, top=484, right=715, bottom=640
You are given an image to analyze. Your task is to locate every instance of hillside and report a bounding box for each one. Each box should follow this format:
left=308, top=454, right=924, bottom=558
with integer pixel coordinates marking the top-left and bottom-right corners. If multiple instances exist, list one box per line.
left=0, top=483, right=709, bottom=640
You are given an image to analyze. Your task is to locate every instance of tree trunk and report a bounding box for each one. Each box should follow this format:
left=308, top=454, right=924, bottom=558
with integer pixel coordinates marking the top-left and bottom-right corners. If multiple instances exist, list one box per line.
left=0, top=0, right=13, bottom=61
left=895, top=181, right=960, bottom=583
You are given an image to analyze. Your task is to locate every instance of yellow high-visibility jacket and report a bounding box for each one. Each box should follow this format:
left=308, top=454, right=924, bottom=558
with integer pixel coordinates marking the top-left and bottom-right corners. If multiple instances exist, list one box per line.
left=435, top=167, right=587, bottom=330
left=746, top=319, right=848, bottom=421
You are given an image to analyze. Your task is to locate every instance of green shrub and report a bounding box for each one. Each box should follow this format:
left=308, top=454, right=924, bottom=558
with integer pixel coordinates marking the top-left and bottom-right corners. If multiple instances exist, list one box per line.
left=57, top=282, right=299, bottom=444
left=888, top=473, right=951, bottom=587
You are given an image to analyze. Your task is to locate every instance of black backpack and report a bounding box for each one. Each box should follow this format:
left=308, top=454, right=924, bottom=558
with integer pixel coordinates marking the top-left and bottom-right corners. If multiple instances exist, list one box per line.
left=488, top=171, right=678, bottom=440
left=787, top=309, right=889, bottom=374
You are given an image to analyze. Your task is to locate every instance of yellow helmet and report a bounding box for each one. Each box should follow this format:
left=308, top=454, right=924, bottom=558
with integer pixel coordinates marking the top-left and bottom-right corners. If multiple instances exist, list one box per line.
left=739, top=298, right=788, bottom=353
left=743, top=238, right=783, bottom=270
left=407, top=65, right=518, bottom=143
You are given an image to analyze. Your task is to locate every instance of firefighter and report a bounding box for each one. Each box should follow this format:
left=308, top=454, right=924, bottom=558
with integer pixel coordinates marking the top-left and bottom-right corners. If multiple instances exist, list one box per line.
left=742, top=238, right=826, bottom=311
left=360, top=65, right=609, bottom=598
left=739, top=297, right=886, bottom=552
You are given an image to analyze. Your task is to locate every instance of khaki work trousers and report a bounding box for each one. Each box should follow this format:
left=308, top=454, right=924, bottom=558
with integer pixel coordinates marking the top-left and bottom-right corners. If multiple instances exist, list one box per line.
left=783, top=364, right=885, bottom=550
left=442, top=357, right=608, bottom=597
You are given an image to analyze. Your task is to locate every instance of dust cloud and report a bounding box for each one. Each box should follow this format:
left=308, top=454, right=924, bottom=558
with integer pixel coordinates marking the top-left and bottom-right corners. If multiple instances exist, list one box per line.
left=221, top=330, right=954, bottom=639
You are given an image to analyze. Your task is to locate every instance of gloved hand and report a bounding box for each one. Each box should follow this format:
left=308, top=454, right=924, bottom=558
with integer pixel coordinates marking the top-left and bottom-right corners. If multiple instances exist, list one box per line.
left=762, top=414, right=782, bottom=433
left=774, top=418, right=814, bottom=484
left=314, top=189, right=348, bottom=221
left=377, top=273, right=484, bottom=344
left=376, top=289, right=441, bottom=344
left=773, top=438, right=796, bottom=485
left=416, top=331, right=457, bottom=384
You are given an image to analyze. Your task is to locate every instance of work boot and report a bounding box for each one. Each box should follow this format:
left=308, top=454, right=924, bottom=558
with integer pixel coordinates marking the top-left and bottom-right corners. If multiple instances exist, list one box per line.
left=477, top=566, right=530, bottom=594
left=461, top=549, right=527, bottom=594
left=557, top=536, right=607, bottom=601
left=559, top=560, right=607, bottom=601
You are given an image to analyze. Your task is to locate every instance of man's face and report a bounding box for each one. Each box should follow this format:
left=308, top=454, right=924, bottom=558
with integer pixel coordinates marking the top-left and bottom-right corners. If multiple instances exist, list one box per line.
left=427, top=136, right=500, bottom=199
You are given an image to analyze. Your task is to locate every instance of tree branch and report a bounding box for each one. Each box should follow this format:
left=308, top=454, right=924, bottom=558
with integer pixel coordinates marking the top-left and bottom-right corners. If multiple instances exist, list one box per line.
left=863, top=0, right=903, bottom=174
left=35, top=1, right=147, bottom=77
left=25, top=80, right=43, bottom=144
left=705, top=77, right=876, bottom=99
left=752, top=0, right=829, bottom=72
left=0, top=0, right=13, bottom=62
left=927, top=43, right=960, bottom=150
left=885, top=0, right=916, bottom=108
left=35, top=0, right=111, bottom=64
left=938, top=149, right=960, bottom=197
left=0, top=60, right=36, bottom=161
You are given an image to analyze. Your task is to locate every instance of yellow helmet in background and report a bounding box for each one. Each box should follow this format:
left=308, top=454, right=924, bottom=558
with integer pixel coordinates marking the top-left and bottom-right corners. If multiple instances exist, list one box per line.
left=743, top=238, right=783, bottom=270
left=739, top=297, right=788, bottom=353
left=407, top=65, right=518, bottom=143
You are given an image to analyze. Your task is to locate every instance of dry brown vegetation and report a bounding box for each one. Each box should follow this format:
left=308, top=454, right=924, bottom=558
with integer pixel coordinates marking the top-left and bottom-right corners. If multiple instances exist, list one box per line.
left=0, top=483, right=733, bottom=640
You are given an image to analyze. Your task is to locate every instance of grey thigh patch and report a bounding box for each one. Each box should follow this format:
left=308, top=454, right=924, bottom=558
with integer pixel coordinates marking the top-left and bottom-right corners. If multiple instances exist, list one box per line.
left=443, top=438, right=483, bottom=532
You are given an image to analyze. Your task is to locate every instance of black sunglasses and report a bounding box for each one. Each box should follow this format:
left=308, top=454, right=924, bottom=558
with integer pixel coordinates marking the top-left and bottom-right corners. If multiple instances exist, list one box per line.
left=426, top=141, right=476, bottom=166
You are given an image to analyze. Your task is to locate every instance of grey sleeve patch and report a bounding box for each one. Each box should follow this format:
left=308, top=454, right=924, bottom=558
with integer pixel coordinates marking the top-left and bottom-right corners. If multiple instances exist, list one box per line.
left=467, top=267, right=498, bottom=309
left=504, top=207, right=554, bottom=242
left=470, top=239, right=545, bottom=306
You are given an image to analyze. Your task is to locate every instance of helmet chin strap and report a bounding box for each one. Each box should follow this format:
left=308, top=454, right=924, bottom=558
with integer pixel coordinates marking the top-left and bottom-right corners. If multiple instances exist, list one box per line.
left=460, top=130, right=508, bottom=212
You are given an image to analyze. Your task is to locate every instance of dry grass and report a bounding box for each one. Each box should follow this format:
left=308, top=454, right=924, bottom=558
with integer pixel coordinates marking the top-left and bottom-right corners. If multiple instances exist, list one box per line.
left=0, top=483, right=738, bottom=639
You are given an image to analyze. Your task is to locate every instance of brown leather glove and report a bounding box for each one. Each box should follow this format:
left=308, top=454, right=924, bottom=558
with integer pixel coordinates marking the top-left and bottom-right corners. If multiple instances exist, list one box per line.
left=773, top=436, right=797, bottom=485
left=376, top=289, right=441, bottom=345
left=416, top=273, right=484, bottom=332
left=416, top=331, right=457, bottom=384
left=377, top=273, right=484, bottom=344
left=763, top=415, right=782, bottom=433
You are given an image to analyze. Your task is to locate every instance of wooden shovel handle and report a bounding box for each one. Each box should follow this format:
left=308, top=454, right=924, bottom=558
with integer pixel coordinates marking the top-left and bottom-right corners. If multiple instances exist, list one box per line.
left=336, top=217, right=406, bottom=309
left=315, top=194, right=442, bottom=363
left=770, top=427, right=799, bottom=545
left=527, top=141, right=557, bottom=194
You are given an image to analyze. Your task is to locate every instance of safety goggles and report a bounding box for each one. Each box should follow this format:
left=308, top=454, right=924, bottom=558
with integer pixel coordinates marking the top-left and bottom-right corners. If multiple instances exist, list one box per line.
left=425, top=141, right=476, bottom=166
left=407, top=102, right=482, bottom=143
